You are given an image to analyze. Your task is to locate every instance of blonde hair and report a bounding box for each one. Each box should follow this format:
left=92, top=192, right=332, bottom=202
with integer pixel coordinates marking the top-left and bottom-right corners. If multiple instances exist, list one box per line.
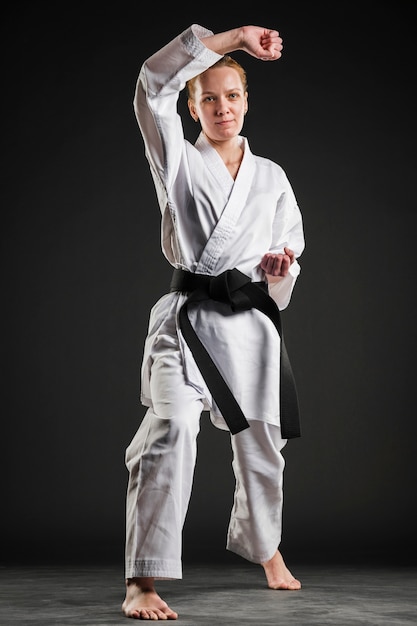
left=186, top=55, right=248, bottom=102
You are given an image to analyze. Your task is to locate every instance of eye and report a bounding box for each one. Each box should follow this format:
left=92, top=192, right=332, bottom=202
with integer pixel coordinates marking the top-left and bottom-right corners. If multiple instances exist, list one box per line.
left=228, top=93, right=239, bottom=99
left=204, top=96, right=215, bottom=102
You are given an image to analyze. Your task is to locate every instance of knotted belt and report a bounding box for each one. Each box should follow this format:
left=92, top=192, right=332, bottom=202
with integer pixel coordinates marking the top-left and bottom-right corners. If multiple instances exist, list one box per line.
left=170, top=268, right=301, bottom=439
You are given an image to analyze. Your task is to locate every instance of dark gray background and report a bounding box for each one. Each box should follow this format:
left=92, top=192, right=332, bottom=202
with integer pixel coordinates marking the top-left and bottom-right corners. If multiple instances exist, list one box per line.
left=2, top=3, right=416, bottom=567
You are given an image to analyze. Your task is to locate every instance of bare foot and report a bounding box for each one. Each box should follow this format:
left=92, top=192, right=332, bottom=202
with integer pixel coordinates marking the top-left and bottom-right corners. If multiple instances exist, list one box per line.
left=261, top=550, right=301, bottom=590
left=122, top=577, right=178, bottom=620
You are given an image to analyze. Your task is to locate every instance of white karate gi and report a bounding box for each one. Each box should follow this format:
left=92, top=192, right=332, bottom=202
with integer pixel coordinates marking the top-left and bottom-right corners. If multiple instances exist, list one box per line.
left=125, top=24, right=305, bottom=580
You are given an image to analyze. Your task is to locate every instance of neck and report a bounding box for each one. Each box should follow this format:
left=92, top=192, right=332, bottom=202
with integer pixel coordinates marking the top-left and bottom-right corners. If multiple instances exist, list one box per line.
left=208, top=136, right=243, bottom=164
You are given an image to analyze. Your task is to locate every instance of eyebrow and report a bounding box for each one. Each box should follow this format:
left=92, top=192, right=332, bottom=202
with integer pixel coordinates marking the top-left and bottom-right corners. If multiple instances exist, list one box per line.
left=200, top=87, right=243, bottom=96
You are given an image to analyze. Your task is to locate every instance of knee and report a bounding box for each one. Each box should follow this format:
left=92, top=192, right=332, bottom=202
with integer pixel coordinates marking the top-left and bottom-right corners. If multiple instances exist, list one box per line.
left=157, top=410, right=201, bottom=444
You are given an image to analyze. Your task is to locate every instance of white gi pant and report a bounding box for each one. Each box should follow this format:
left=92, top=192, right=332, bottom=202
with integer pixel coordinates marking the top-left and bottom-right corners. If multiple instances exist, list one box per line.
left=124, top=333, right=287, bottom=580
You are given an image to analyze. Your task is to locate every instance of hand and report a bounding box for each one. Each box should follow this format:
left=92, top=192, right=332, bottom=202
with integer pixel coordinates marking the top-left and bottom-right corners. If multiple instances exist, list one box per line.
left=240, top=25, right=283, bottom=61
left=202, top=25, right=283, bottom=60
left=260, top=247, right=295, bottom=278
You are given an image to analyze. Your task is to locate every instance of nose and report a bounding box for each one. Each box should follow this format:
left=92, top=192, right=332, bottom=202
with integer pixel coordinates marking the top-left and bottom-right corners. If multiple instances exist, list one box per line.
left=216, top=96, right=230, bottom=115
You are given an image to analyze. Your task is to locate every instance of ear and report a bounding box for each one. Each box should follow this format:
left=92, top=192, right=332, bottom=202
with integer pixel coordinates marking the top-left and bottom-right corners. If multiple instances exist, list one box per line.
left=188, top=99, right=198, bottom=122
left=244, top=92, right=248, bottom=114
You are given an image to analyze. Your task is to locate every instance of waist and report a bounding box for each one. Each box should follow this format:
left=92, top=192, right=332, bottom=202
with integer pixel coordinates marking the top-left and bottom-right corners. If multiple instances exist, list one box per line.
left=170, top=268, right=267, bottom=296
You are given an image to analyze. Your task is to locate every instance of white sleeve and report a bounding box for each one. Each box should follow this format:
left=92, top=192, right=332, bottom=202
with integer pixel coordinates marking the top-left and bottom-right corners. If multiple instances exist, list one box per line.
left=267, top=171, right=305, bottom=310
left=133, top=25, right=221, bottom=197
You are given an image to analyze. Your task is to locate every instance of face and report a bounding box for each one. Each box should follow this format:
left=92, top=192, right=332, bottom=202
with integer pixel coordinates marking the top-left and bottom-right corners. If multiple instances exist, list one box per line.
left=188, top=66, right=248, bottom=144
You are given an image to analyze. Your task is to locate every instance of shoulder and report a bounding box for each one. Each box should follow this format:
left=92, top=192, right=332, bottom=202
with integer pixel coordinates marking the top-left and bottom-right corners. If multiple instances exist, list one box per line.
left=253, top=153, right=291, bottom=185
left=254, top=153, right=283, bottom=171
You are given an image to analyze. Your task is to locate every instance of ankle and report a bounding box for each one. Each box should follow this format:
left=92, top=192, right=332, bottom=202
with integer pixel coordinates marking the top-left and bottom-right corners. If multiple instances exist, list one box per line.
left=126, top=576, right=155, bottom=591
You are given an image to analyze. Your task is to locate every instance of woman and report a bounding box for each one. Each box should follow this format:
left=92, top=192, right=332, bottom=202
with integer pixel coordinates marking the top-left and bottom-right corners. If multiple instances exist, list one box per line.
left=123, top=23, right=305, bottom=620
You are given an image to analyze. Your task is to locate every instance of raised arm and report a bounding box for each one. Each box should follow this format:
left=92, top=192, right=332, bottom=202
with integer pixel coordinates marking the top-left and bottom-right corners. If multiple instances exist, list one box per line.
left=201, top=25, right=283, bottom=60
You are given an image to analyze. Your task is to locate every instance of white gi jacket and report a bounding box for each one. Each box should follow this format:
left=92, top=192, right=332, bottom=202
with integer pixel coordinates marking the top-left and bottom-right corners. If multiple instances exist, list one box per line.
left=134, top=24, right=305, bottom=431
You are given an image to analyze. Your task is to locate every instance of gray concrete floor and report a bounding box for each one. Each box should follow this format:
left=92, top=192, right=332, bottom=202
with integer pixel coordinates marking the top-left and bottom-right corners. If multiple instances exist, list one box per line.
left=1, top=560, right=416, bottom=625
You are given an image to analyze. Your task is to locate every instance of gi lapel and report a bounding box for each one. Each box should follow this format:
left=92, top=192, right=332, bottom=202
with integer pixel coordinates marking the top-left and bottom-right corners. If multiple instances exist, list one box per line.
left=195, top=136, right=255, bottom=274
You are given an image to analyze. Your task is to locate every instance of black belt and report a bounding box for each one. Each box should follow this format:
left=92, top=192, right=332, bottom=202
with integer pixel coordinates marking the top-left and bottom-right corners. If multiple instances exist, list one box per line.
left=170, top=268, right=301, bottom=438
